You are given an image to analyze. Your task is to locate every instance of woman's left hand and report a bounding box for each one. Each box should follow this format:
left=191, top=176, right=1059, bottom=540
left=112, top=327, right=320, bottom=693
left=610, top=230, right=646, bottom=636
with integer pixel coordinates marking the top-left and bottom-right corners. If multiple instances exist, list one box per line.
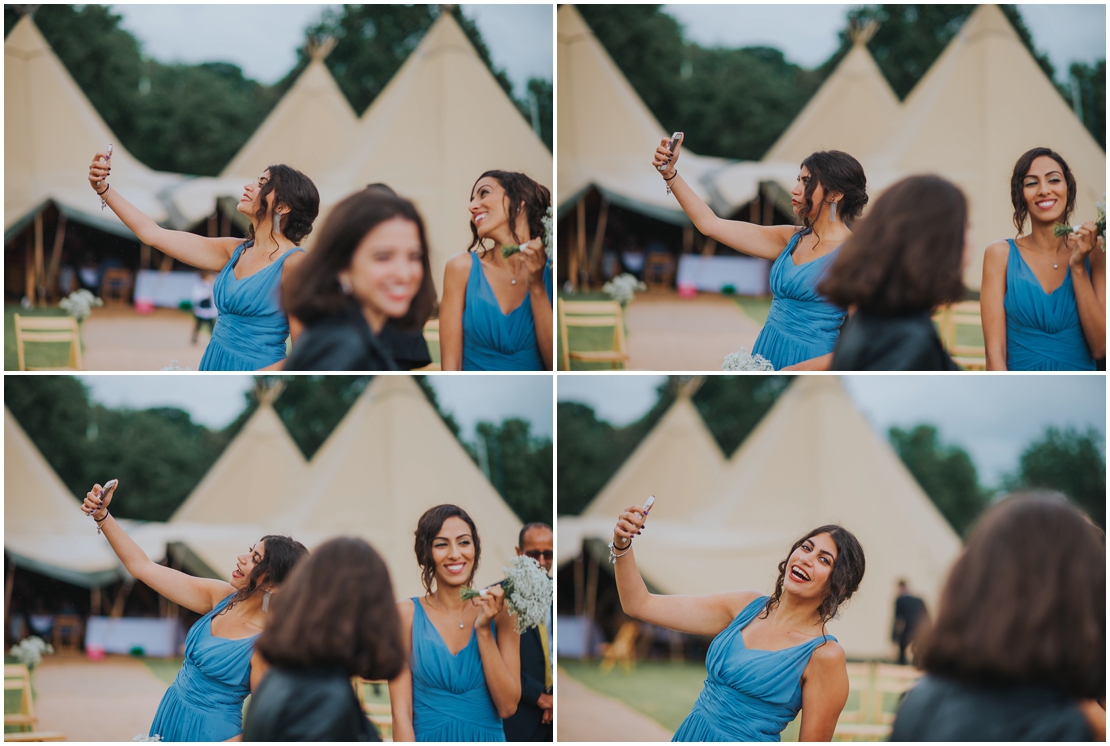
left=471, top=584, right=506, bottom=629
left=519, top=238, right=547, bottom=287
left=1068, top=221, right=1101, bottom=268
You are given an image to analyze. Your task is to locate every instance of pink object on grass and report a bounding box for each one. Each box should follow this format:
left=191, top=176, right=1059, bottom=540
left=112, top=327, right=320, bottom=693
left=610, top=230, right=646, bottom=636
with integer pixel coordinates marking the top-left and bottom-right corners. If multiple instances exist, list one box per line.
left=134, top=299, right=155, bottom=314
left=86, top=644, right=106, bottom=661
left=677, top=282, right=697, bottom=299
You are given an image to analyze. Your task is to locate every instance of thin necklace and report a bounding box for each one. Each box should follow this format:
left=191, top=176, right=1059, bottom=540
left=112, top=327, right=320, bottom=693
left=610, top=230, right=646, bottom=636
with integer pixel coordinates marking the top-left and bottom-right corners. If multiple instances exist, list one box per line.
left=429, top=594, right=467, bottom=629
left=1030, top=238, right=1064, bottom=269
left=491, top=251, right=525, bottom=285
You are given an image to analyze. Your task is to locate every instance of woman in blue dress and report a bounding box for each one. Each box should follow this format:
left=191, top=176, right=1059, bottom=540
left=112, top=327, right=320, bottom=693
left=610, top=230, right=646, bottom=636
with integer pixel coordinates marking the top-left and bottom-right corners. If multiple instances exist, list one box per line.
left=652, top=139, right=868, bottom=370
left=389, top=505, right=520, bottom=741
left=439, top=171, right=553, bottom=370
left=611, top=502, right=866, bottom=741
left=981, top=147, right=1105, bottom=370
left=88, top=152, right=319, bottom=371
left=80, top=481, right=308, bottom=741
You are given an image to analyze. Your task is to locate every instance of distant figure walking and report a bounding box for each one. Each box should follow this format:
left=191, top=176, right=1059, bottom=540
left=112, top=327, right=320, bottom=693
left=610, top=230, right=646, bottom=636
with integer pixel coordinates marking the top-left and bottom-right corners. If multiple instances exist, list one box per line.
left=891, top=580, right=928, bottom=665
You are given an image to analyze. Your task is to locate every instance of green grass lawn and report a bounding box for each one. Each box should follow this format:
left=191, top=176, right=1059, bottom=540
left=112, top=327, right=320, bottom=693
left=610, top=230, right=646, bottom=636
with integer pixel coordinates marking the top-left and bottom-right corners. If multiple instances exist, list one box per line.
left=732, top=295, right=773, bottom=326
left=556, top=292, right=630, bottom=371
left=5, top=304, right=74, bottom=371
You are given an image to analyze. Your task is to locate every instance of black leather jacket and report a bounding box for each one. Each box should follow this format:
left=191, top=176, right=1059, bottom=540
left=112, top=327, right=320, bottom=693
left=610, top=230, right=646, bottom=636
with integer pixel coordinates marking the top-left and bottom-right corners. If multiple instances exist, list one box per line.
left=243, top=666, right=381, bottom=742
left=832, top=311, right=958, bottom=371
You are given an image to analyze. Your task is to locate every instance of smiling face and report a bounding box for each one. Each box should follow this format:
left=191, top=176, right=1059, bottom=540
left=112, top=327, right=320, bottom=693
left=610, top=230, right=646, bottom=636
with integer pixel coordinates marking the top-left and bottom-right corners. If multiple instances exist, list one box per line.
left=238, top=170, right=276, bottom=219
left=232, top=540, right=266, bottom=591
left=431, top=516, right=477, bottom=589
left=340, top=217, right=424, bottom=333
left=790, top=166, right=825, bottom=220
left=783, top=532, right=837, bottom=600
left=1022, top=155, right=1068, bottom=225
left=518, top=526, right=554, bottom=575
left=469, top=177, right=513, bottom=241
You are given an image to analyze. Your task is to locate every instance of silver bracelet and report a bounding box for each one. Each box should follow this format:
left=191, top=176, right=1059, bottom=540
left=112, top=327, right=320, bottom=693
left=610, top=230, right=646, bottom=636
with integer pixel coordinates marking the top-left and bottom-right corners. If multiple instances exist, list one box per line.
left=608, top=539, right=632, bottom=563
left=93, top=511, right=109, bottom=535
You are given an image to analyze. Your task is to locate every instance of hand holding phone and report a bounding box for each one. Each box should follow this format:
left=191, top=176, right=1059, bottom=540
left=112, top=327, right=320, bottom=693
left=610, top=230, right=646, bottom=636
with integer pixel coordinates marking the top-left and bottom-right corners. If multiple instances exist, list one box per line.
left=657, top=133, right=683, bottom=172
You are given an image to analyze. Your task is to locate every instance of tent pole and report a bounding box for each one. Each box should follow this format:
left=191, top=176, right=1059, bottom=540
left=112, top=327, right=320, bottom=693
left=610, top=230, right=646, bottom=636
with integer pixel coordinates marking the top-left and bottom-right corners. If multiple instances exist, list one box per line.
left=573, top=553, right=584, bottom=616
left=91, top=586, right=101, bottom=616
left=762, top=186, right=773, bottom=225
left=140, top=243, right=151, bottom=270
left=683, top=223, right=693, bottom=254
left=25, top=231, right=35, bottom=307
left=207, top=213, right=217, bottom=238
left=5, top=557, right=16, bottom=641
left=576, top=198, right=587, bottom=290
left=46, top=212, right=68, bottom=300
left=34, top=212, right=45, bottom=305
left=110, top=579, right=134, bottom=619
left=590, top=196, right=610, bottom=280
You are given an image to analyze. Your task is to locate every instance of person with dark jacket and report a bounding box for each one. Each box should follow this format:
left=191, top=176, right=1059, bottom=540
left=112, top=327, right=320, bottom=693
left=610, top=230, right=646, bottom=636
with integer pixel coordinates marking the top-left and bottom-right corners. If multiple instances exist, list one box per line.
left=891, top=492, right=1105, bottom=741
left=283, top=188, right=437, bottom=372
left=243, top=537, right=405, bottom=742
left=891, top=580, right=928, bottom=665
left=503, top=523, right=555, bottom=741
left=819, top=175, right=970, bottom=371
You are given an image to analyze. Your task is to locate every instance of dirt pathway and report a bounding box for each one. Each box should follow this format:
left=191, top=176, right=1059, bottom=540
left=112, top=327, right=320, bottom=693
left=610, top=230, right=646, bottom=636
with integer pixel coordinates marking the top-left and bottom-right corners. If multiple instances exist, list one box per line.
left=624, top=291, right=762, bottom=370
left=30, top=653, right=169, bottom=741
left=82, top=307, right=208, bottom=371
left=557, top=666, right=674, bottom=742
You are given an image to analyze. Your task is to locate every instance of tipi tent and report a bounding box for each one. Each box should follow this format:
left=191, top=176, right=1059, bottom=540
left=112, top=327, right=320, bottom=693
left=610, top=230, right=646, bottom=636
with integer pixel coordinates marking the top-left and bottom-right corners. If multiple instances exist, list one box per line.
left=599, top=377, right=962, bottom=659
left=314, top=12, right=552, bottom=296
left=869, top=4, right=1106, bottom=288
left=557, top=5, right=726, bottom=223
left=558, top=393, right=726, bottom=565
left=5, top=409, right=164, bottom=587
left=281, top=376, right=524, bottom=598
left=4, top=15, right=185, bottom=241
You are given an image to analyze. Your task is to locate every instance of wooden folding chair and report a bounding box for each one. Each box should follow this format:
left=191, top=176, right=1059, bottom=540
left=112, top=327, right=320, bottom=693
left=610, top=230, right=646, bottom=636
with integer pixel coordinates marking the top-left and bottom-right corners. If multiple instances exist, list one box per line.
left=4, top=664, right=65, bottom=740
left=933, top=301, right=986, bottom=370
left=354, top=678, right=392, bottom=740
left=598, top=620, right=639, bottom=674
left=868, top=663, right=923, bottom=724
left=13, top=314, right=83, bottom=371
left=558, top=300, right=629, bottom=371
left=51, top=615, right=82, bottom=654
left=99, top=268, right=132, bottom=306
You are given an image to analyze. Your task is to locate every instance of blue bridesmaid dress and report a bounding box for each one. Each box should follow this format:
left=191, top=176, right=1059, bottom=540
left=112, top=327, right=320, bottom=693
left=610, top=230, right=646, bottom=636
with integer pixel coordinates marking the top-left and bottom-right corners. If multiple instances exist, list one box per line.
left=149, top=594, right=256, bottom=741
left=673, top=596, right=836, bottom=742
left=1003, top=239, right=1096, bottom=370
left=410, top=598, right=506, bottom=742
left=199, top=242, right=304, bottom=371
left=462, top=252, right=552, bottom=370
left=751, top=231, right=845, bottom=369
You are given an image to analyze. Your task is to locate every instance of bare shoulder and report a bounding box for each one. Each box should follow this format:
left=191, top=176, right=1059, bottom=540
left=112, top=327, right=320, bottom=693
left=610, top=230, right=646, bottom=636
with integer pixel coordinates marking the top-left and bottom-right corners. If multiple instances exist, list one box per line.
left=725, top=590, right=764, bottom=617
left=809, top=637, right=846, bottom=668
left=984, top=239, right=1011, bottom=263
left=283, top=249, right=307, bottom=269
left=397, top=597, right=416, bottom=616
left=444, top=252, right=473, bottom=283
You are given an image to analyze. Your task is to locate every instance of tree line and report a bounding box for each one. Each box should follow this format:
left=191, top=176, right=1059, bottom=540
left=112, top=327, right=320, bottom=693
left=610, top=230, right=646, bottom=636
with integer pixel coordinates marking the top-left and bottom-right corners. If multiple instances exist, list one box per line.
left=579, top=4, right=1105, bottom=159
left=558, top=376, right=1105, bottom=535
left=5, top=376, right=553, bottom=526
left=3, top=4, right=553, bottom=177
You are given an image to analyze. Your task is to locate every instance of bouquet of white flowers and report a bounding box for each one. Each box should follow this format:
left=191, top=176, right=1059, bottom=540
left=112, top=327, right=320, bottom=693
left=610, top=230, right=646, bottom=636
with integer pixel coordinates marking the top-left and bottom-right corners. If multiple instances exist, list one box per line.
left=10, top=636, right=54, bottom=669
left=501, top=205, right=554, bottom=263
left=132, top=735, right=162, bottom=742
left=722, top=347, right=775, bottom=371
left=461, top=555, right=552, bottom=634
left=59, top=289, right=104, bottom=321
left=602, top=273, right=647, bottom=306
left=160, top=360, right=193, bottom=371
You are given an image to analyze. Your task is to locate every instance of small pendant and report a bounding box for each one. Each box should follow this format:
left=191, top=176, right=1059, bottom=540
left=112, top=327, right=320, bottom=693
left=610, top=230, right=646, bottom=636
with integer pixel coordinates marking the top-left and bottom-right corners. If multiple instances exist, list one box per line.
left=511, top=279, right=516, bottom=285
left=459, top=623, right=465, bottom=629
left=1054, top=263, right=1058, bottom=269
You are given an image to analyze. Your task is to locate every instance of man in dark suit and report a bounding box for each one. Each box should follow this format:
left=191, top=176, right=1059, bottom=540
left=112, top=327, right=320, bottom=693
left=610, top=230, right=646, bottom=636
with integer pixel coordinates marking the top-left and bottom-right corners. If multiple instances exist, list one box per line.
left=502, top=523, right=553, bottom=742
left=892, top=579, right=929, bottom=665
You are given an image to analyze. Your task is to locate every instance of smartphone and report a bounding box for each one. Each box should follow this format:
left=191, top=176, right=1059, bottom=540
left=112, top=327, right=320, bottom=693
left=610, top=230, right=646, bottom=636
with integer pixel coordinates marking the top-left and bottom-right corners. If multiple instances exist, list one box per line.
left=106, top=143, right=113, bottom=160
left=657, top=133, right=683, bottom=171
left=101, top=479, right=118, bottom=497
left=642, top=495, right=655, bottom=516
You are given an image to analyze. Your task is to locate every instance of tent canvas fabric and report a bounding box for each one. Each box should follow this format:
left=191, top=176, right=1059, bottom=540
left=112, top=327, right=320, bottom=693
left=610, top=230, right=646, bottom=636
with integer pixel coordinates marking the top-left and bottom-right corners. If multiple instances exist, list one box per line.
left=557, top=5, right=729, bottom=224
left=274, top=375, right=524, bottom=599
left=4, top=408, right=164, bottom=588
left=869, top=3, right=1106, bottom=289
left=313, top=13, right=552, bottom=298
left=4, top=15, right=186, bottom=241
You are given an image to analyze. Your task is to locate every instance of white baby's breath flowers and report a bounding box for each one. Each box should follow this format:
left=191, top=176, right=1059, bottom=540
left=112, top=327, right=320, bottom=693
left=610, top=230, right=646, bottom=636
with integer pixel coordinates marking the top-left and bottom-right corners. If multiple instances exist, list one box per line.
left=10, top=636, right=54, bottom=669
left=132, top=735, right=162, bottom=742
left=461, top=555, right=552, bottom=634
left=602, top=273, right=647, bottom=306
left=722, top=348, right=775, bottom=371
left=159, top=360, right=193, bottom=371
left=542, top=205, right=553, bottom=262
left=59, top=289, right=103, bottom=321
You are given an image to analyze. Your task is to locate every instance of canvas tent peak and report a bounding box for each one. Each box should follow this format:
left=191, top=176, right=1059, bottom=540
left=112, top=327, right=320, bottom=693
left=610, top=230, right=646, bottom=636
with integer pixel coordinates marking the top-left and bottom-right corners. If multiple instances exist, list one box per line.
left=313, top=11, right=552, bottom=297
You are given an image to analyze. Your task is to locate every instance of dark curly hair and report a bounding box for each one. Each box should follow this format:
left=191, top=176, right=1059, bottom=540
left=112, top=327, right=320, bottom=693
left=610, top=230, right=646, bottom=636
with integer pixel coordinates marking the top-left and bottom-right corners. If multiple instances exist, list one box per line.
left=1010, top=147, right=1076, bottom=236
left=760, top=525, right=866, bottom=628
left=246, top=164, right=321, bottom=251
left=798, top=151, right=868, bottom=233
left=218, top=534, right=309, bottom=615
left=255, top=537, right=405, bottom=681
left=466, top=170, right=551, bottom=252
left=414, top=505, right=482, bottom=595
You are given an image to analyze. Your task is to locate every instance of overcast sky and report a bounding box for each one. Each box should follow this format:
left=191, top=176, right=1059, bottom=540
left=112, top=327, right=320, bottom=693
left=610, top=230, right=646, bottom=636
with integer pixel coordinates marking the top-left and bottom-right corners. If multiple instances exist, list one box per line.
left=77, top=374, right=552, bottom=440
left=661, top=5, right=1105, bottom=79
left=556, top=375, right=1105, bottom=487
left=108, top=4, right=553, bottom=97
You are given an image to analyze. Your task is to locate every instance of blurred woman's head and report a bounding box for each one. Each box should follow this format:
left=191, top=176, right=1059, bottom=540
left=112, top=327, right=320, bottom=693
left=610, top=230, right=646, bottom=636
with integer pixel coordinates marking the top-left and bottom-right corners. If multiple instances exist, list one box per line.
left=255, top=537, right=405, bottom=680
left=467, top=170, right=551, bottom=251
left=222, top=534, right=309, bottom=614
left=1011, top=147, right=1076, bottom=235
left=818, top=175, right=970, bottom=314
left=919, top=492, right=1104, bottom=698
left=285, top=189, right=436, bottom=333
left=240, top=165, right=320, bottom=248
left=414, top=504, right=482, bottom=594
left=791, top=151, right=868, bottom=230
left=763, top=525, right=865, bottom=627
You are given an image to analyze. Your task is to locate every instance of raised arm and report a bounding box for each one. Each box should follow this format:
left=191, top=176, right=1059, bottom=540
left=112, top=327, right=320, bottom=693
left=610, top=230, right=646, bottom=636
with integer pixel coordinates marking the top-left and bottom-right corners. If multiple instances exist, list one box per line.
left=611, top=504, right=758, bottom=637
left=980, top=240, right=1009, bottom=371
left=81, top=482, right=232, bottom=615
left=472, top=585, right=521, bottom=718
left=1068, top=225, right=1106, bottom=360
left=388, top=600, right=416, bottom=742
left=651, top=138, right=795, bottom=261
left=88, top=152, right=240, bottom=272
left=798, top=640, right=849, bottom=741
left=439, top=253, right=470, bottom=370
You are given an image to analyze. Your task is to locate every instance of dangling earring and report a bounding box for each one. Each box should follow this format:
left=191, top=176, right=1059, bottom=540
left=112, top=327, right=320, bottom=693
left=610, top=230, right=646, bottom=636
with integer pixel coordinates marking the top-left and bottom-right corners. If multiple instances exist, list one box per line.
left=829, top=201, right=838, bottom=223
left=273, top=211, right=282, bottom=235
left=262, top=590, right=272, bottom=613
left=339, top=275, right=353, bottom=295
